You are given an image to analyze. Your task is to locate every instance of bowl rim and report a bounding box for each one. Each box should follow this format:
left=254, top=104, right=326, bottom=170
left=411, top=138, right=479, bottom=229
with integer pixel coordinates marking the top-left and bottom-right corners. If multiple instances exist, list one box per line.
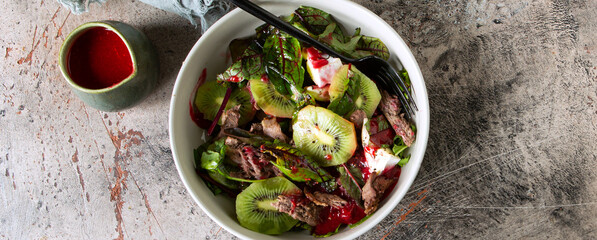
left=169, top=0, right=430, bottom=239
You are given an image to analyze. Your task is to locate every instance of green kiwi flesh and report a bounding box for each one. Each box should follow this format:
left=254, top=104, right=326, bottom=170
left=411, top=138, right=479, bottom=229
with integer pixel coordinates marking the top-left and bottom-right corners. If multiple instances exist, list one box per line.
left=329, top=65, right=381, bottom=118
left=249, top=79, right=298, bottom=118
left=194, top=81, right=256, bottom=126
left=292, top=106, right=357, bottom=166
left=236, top=177, right=300, bottom=235
left=304, top=85, right=330, bottom=101
left=328, top=65, right=351, bottom=101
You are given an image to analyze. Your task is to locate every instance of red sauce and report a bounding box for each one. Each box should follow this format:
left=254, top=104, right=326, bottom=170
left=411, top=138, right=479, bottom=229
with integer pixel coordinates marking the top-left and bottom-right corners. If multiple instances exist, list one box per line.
left=313, top=199, right=366, bottom=235
left=370, top=117, right=380, bottom=133
left=306, top=47, right=328, bottom=69
left=67, top=27, right=133, bottom=89
left=370, top=128, right=396, bottom=147
left=324, top=154, right=333, bottom=161
left=190, top=69, right=211, bottom=129
left=260, top=74, right=269, bottom=83
left=188, top=103, right=212, bottom=129
left=380, top=166, right=401, bottom=200
left=347, top=150, right=370, bottom=182
left=228, top=76, right=241, bottom=82
left=286, top=194, right=309, bottom=214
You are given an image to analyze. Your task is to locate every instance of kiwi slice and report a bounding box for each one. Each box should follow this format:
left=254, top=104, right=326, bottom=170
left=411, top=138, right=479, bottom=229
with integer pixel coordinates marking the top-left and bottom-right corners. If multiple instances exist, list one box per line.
left=293, top=106, right=357, bottom=166
left=352, top=70, right=381, bottom=118
left=304, top=85, right=330, bottom=102
left=194, top=81, right=256, bottom=126
left=249, top=79, right=298, bottom=118
left=329, top=65, right=381, bottom=118
left=328, top=64, right=352, bottom=101
left=236, top=177, right=300, bottom=235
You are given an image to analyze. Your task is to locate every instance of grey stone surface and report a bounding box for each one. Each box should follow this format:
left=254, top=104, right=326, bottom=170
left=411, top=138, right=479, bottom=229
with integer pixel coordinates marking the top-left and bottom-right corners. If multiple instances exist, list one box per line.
left=1, top=0, right=596, bottom=239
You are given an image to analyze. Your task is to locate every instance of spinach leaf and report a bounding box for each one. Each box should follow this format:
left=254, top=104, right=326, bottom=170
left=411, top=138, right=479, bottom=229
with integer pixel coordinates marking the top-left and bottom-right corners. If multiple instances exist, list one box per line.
left=391, top=135, right=411, bottom=167
left=217, top=60, right=245, bottom=83
left=198, top=138, right=261, bottom=184
left=372, top=115, right=391, bottom=133
left=240, top=44, right=266, bottom=80
left=317, top=23, right=360, bottom=57
left=353, top=35, right=390, bottom=60
left=263, top=33, right=305, bottom=96
left=290, top=21, right=316, bottom=37
left=193, top=142, right=209, bottom=170
left=338, top=164, right=363, bottom=207
left=293, top=6, right=344, bottom=37
left=223, top=127, right=331, bottom=182
left=261, top=144, right=332, bottom=183
left=348, top=214, right=372, bottom=229
left=328, top=93, right=354, bottom=117
left=199, top=138, right=226, bottom=171
left=399, top=68, right=411, bottom=90
left=312, top=225, right=342, bottom=238
left=217, top=42, right=264, bottom=83
left=392, top=144, right=408, bottom=156
left=200, top=150, right=222, bottom=170
left=398, top=155, right=410, bottom=167
left=207, top=170, right=239, bottom=190
left=327, top=65, right=363, bottom=117
left=228, top=37, right=254, bottom=61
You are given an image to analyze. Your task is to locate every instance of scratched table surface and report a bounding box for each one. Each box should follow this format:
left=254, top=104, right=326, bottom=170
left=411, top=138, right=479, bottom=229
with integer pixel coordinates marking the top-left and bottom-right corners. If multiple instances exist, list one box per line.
left=1, top=0, right=596, bottom=239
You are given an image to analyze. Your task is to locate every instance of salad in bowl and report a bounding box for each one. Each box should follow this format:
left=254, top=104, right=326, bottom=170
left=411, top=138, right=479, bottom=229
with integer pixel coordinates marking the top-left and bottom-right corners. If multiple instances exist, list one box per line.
left=170, top=1, right=429, bottom=239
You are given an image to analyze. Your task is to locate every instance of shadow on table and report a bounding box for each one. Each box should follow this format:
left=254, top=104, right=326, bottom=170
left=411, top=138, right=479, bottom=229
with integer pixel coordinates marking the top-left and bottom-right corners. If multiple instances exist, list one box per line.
left=141, top=22, right=202, bottom=93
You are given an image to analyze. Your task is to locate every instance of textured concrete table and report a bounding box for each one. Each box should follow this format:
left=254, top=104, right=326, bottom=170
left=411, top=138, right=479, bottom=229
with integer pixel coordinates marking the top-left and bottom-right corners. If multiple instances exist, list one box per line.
left=1, top=0, right=596, bottom=239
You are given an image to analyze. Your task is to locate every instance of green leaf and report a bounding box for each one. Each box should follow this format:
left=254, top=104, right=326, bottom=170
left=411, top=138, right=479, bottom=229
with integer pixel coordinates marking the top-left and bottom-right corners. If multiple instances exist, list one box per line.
left=193, top=143, right=209, bottom=170
left=353, top=35, right=390, bottom=60
left=222, top=128, right=331, bottom=182
left=240, top=44, right=266, bottom=80
left=328, top=93, right=354, bottom=117
left=217, top=60, right=244, bottom=83
left=313, top=224, right=342, bottom=238
left=398, top=155, right=410, bottom=167
left=203, top=179, right=223, bottom=195
left=372, top=115, right=391, bottom=133
left=316, top=180, right=338, bottom=193
left=260, top=144, right=332, bottom=183
left=399, top=68, right=412, bottom=88
left=200, top=150, right=222, bottom=170
left=208, top=170, right=240, bottom=190
left=199, top=139, right=261, bottom=184
left=290, top=21, right=316, bottom=37
left=337, top=165, right=363, bottom=207
left=327, top=66, right=364, bottom=117
left=293, top=221, right=313, bottom=232
left=255, top=23, right=276, bottom=43
left=392, top=144, right=408, bottom=156
left=348, top=214, right=372, bottom=229
left=199, top=138, right=227, bottom=171
left=316, top=23, right=359, bottom=57
left=293, top=6, right=344, bottom=37
left=228, top=37, right=254, bottom=61
left=218, top=42, right=265, bottom=83
left=263, top=33, right=305, bottom=96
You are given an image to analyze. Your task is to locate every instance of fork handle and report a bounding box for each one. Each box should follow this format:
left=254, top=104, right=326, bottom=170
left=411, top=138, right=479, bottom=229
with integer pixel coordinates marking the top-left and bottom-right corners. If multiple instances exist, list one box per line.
left=230, top=0, right=352, bottom=62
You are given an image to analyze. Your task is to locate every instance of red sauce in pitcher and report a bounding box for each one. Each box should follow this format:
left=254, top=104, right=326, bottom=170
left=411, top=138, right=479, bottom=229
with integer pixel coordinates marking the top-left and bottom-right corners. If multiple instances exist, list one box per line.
left=67, top=27, right=134, bottom=89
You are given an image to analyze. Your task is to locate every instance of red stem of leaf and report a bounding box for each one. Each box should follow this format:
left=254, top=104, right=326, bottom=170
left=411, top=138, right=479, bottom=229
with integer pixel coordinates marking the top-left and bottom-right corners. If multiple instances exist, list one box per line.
left=207, top=87, right=233, bottom=135
left=342, top=163, right=362, bottom=192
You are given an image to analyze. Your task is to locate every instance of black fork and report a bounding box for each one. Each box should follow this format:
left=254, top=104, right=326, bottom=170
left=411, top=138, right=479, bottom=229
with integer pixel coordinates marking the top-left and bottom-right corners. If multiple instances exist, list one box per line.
left=230, top=0, right=418, bottom=119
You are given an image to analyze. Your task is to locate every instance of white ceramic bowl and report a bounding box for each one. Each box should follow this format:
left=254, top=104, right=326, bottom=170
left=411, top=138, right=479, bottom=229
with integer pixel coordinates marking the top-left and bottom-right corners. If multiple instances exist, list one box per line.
left=169, top=0, right=429, bottom=239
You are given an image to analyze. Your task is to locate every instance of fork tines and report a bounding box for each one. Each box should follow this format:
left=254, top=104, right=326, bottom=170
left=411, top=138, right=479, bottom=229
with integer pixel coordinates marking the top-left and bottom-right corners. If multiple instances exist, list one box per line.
left=376, top=65, right=417, bottom=120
